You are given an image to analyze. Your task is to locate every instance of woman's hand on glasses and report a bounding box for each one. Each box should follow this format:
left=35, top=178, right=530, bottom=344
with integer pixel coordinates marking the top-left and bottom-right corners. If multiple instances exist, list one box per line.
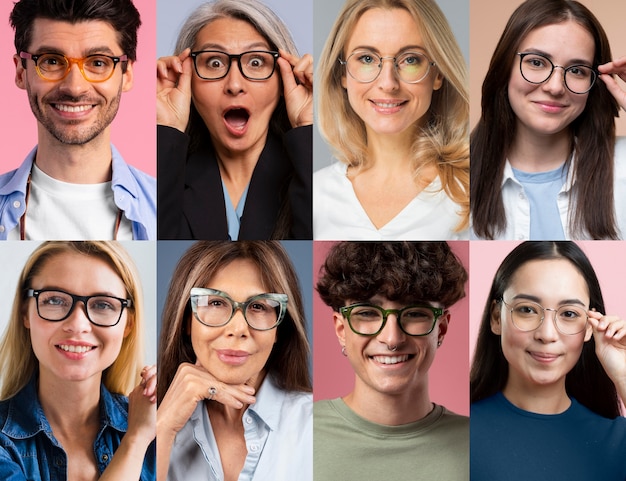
left=587, top=310, right=626, bottom=402
left=598, top=55, right=626, bottom=112
left=277, top=50, right=313, bottom=128
left=157, top=48, right=193, bottom=133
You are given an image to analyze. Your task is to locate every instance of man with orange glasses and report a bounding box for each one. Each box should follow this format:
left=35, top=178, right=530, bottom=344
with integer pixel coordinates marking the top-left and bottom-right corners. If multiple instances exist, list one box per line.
left=0, top=0, right=155, bottom=240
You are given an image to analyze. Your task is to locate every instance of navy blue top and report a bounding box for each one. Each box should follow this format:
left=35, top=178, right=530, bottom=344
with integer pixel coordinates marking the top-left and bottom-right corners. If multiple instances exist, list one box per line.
left=471, top=392, right=626, bottom=481
left=0, top=376, right=155, bottom=481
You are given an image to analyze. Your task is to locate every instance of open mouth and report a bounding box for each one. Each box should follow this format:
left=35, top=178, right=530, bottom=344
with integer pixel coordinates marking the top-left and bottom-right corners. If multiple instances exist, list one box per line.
left=54, top=104, right=94, bottom=113
left=224, top=108, right=250, bottom=132
left=370, top=354, right=412, bottom=365
left=57, top=344, right=96, bottom=354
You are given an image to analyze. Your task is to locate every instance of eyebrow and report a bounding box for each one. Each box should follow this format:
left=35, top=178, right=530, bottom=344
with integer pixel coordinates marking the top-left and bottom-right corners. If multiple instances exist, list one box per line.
left=519, top=48, right=593, bottom=66
left=194, top=41, right=271, bottom=52
left=349, top=44, right=428, bottom=55
left=510, top=293, right=587, bottom=307
left=31, top=45, right=119, bottom=57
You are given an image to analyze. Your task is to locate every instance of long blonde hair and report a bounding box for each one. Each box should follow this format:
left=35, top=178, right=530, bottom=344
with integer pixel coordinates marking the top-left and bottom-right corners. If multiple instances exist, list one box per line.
left=317, top=0, right=469, bottom=231
left=0, top=241, right=145, bottom=400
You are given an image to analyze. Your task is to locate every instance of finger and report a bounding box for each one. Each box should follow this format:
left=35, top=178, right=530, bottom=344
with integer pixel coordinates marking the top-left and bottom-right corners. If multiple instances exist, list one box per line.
left=278, top=49, right=299, bottom=67
left=599, top=74, right=626, bottom=109
left=277, top=56, right=298, bottom=94
left=587, top=310, right=603, bottom=321
left=143, top=372, right=157, bottom=397
left=292, top=54, right=314, bottom=89
left=206, top=384, right=256, bottom=409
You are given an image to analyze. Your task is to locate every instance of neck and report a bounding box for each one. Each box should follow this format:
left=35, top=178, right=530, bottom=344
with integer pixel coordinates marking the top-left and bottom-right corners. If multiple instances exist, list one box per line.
left=502, top=377, right=570, bottom=415
left=35, top=127, right=113, bottom=183
left=508, top=126, right=572, bottom=173
left=344, top=377, right=432, bottom=425
left=208, top=371, right=266, bottom=425
left=37, top=369, right=102, bottom=436
left=365, top=128, right=415, bottom=170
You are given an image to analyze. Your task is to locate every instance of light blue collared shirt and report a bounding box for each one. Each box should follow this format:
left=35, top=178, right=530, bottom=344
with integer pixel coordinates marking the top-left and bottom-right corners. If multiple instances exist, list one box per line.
left=0, top=145, right=156, bottom=240
left=167, top=376, right=312, bottom=481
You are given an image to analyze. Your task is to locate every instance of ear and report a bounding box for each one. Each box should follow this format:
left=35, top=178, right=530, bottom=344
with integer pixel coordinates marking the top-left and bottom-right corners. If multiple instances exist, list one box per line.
left=23, top=311, right=31, bottom=329
left=490, top=300, right=502, bottom=335
left=432, top=70, right=444, bottom=91
left=341, top=73, right=347, bottom=90
left=121, top=60, right=134, bottom=92
left=14, top=54, right=27, bottom=90
left=437, top=310, right=450, bottom=342
left=333, top=311, right=346, bottom=347
left=123, top=314, right=133, bottom=338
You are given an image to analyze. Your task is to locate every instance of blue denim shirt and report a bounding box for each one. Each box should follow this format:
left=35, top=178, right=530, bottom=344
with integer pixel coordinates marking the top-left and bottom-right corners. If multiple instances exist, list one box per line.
left=0, top=144, right=156, bottom=240
left=0, top=376, right=155, bottom=481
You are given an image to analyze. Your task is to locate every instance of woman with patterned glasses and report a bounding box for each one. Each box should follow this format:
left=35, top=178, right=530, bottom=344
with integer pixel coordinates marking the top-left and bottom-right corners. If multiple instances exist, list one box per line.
left=315, top=242, right=469, bottom=480
left=157, top=241, right=312, bottom=481
left=0, top=241, right=155, bottom=480
left=471, top=0, right=626, bottom=240
left=157, top=0, right=312, bottom=240
left=314, top=0, right=469, bottom=240
left=470, top=241, right=626, bottom=480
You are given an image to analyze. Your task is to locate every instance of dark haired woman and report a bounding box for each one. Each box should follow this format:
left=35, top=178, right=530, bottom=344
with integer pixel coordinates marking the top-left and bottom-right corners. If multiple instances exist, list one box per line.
left=470, top=241, right=626, bottom=480
left=471, top=0, right=626, bottom=240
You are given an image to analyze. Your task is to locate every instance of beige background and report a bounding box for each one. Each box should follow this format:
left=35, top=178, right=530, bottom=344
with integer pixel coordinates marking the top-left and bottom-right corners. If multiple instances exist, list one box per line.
left=470, top=0, right=626, bottom=136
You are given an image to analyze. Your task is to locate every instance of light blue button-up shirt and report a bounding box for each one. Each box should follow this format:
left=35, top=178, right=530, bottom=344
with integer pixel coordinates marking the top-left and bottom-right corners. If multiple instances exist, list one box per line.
left=0, top=145, right=156, bottom=240
left=167, top=375, right=312, bottom=481
left=0, top=376, right=155, bottom=481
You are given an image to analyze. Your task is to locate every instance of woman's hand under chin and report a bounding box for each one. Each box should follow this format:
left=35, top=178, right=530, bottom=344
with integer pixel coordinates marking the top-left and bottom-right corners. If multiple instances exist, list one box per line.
left=157, top=48, right=193, bottom=132
left=598, top=56, right=626, bottom=112
left=587, top=310, right=626, bottom=403
left=278, top=50, right=313, bottom=128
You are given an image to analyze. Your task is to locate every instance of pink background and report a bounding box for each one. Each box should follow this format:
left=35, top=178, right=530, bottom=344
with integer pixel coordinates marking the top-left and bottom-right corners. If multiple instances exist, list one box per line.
left=313, top=241, right=470, bottom=416
left=469, top=241, right=626, bottom=414
left=0, top=0, right=156, bottom=176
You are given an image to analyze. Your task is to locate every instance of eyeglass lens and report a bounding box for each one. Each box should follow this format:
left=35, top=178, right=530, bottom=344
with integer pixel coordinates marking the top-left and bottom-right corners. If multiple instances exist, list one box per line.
left=34, top=290, right=126, bottom=326
left=507, top=300, right=587, bottom=335
left=193, top=293, right=282, bottom=329
left=33, top=53, right=121, bottom=82
left=346, top=305, right=437, bottom=336
left=518, top=53, right=596, bottom=94
left=345, top=50, right=433, bottom=83
left=192, top=50, right=277, bottom=80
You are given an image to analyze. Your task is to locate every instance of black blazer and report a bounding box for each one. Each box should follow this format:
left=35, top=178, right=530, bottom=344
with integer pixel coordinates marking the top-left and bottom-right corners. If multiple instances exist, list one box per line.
left=157, top=125, right=312, bottom=240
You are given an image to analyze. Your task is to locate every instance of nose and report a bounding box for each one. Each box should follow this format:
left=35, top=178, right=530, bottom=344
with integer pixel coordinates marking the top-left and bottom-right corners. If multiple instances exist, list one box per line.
left=377, top=312, right=406, bottom=348
left=223, top=58, right=245, bottom=95
left=534, top=309, right=559, bottom=342
left=225, top=307, right=250, bottom=337
left=542, top=66, right=566, bottom=95
left=58, top=61, right=90, bottom=94
left=376, top=57, right=400, bottom=91
left=62, top=301, right=92, bottom=333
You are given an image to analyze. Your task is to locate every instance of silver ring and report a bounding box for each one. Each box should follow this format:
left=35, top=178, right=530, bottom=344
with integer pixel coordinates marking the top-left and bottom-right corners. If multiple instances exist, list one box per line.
left=208, top=387, right=217, bottom=400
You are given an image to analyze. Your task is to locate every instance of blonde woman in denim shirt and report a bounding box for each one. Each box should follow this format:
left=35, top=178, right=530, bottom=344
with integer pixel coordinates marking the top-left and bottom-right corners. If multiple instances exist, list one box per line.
left=0, top=242, right=156, bottom=480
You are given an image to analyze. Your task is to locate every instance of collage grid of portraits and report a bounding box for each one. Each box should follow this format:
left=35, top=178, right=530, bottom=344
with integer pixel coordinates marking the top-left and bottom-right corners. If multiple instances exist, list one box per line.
left=0, top=0, right=625, bottom=480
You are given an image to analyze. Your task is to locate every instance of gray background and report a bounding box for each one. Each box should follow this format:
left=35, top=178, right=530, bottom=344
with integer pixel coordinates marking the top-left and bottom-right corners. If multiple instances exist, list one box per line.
left=313, top=0, right=470, bottom=170
left=156, top=241, right=313, bottom=362
left=157, top=0, right=313, bottom=57
left=0, top=242, right=157, bottom=367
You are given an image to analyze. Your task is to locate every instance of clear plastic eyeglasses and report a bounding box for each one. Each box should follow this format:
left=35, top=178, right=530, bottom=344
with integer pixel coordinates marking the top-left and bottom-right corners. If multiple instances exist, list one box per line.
left=26, top=288, right=132, bottom=327
left=339, top=303, right=444, bottom=336
left=500, top=298, right=588, bottom=335
left=339, top=49, right=436, bottom=84
left=517, top=52, right=597, bottom=94
left=190, top=287, right=287, bottom=331
left=20, top=52, right=128, bottom=82
left=190, top=50, right=279, bottom=80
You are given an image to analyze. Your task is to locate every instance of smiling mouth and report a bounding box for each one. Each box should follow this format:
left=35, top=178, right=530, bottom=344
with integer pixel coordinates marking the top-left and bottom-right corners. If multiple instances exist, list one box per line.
left=371, top=354, right=412, bottom=365
left=370, top=100, right=406, bottom=108
left=224, top=108, right=250, bottom=131
left=54, top=104, right=94, bottom=113
left=57, top=344, right=96, bottom=354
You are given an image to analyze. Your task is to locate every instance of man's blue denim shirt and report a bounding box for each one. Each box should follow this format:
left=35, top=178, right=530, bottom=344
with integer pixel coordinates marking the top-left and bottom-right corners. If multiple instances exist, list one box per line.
left=0, top=376, right=155, bottom=480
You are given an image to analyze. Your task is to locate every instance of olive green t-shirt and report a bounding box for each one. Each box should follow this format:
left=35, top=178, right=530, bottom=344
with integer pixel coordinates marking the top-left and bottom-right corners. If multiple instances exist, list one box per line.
left=314, top=398, right=468, bottom=481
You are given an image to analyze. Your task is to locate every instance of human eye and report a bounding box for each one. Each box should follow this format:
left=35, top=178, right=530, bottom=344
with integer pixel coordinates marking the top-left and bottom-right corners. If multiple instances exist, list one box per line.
left=39, top=292, right=70, bottom=307
left=85, top=56, right=112, bottom=70
left=89, top=297, right=117, bottom=312
left=399, top=52, right=426, bottom=67
left=245, top=53, right=269, bottom=69
left=567, top=65, right=591, bottom=79
left=513, top=303, right=539, bottom=316
left=39, top=54, right=66, bottom=69
left=402, top=307, right=432, bottom=320
left=354, top=51, right=378, bottom=65
left=558, top=306, right=584, bottom=320
left=523, top=54, right=549, bottom=69
left=351, top=306, right=382, bottom=321
left=201, top=53, right=227, bottom=71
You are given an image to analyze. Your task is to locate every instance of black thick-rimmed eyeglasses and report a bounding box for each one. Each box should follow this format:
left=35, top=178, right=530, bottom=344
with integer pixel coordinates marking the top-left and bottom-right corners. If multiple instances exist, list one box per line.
left=190, top=50, right=279, bottom=81
left=190, top=287, right=288, bottom=331
left=26, top=289, right=132, bottom=327
left=516, top=52, right=597, bottom=94
left=339, top=303, right=445, bottom=336
left=20, top=52, right=128, bottom=83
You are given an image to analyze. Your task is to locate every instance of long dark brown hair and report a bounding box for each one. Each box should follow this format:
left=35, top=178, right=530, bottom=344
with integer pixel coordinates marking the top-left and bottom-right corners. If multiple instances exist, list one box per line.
left=157, top=241, right=311, bottom=404
left=470, top=241, right=620, bottom=419
left=471, top=0, right=619, bottom=239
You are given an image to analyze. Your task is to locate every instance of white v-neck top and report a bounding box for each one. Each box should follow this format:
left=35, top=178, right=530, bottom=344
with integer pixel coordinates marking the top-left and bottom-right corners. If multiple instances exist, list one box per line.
left=313, top=162, right=468, bottom=240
